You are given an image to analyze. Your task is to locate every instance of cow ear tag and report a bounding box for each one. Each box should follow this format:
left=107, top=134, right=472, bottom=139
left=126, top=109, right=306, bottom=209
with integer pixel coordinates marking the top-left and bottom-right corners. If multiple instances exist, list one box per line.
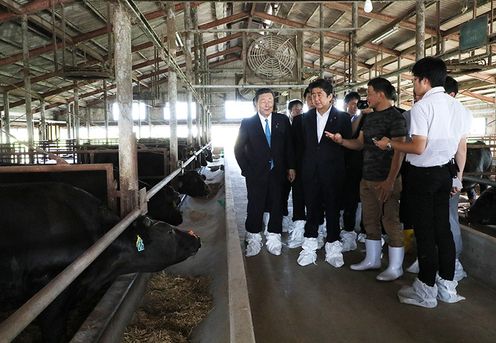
left=136, top=235, right=145, bottom=252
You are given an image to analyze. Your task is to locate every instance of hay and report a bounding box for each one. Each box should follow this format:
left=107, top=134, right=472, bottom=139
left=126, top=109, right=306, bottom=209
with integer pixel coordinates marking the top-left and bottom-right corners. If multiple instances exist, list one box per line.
left=123, top=272, right=213, bottom=343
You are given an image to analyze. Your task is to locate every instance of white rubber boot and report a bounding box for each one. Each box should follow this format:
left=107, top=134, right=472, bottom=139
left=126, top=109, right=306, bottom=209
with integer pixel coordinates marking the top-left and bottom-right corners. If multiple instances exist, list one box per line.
left=297, top=237, right=318, bottom=266
left=350, top=239, right=382, bottom=271
left=376, top=246, right=404, bottom=281
left=282, top=216, right=294, bottom=233
left=317, top=222, right=327, bottom=249
left=436, top=275, right=466, bottom=303
left=398, top=278, right=438, bottom=308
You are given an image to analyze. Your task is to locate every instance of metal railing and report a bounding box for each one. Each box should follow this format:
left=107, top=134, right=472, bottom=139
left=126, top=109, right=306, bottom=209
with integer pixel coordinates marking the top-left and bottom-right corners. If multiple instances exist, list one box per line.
left=0, top=142, right=211, bottom=343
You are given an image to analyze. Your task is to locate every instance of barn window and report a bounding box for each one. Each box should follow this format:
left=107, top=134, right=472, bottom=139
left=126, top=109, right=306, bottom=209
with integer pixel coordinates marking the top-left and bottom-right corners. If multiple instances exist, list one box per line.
left=112, top=101, right=147, bottom=121
left=163, top=102, right=197, bottom=120
left=225, top=100, right=255, bottom=119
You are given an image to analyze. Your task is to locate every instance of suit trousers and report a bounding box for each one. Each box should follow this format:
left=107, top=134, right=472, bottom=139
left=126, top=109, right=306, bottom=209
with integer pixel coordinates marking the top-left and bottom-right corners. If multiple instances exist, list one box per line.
left=360, top=178, right=403, bottom=247
left=404, top=163, right=455, bottom=286
left=245, top=170, right=283, bottom=234
left=449, top=192, right=463, bottom=259
left=304, top=169, right=343, bottom=243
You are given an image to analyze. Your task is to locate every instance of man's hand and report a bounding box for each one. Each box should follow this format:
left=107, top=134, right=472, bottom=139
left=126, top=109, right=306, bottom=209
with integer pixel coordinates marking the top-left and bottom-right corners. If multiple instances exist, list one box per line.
left=375, top=137, right=391, bottom=150
left=325, top=131, right=342, bottom=144
left=451, top=177, right=462, bottom=196
left=376, top=178, right=394, bottom=202
left=287, top=169, right=296, bottom=183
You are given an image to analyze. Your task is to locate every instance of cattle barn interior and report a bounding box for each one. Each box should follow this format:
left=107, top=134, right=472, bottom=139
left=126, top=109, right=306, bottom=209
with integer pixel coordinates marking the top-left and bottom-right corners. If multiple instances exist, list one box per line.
left=1, top=1, right=496, bottom=342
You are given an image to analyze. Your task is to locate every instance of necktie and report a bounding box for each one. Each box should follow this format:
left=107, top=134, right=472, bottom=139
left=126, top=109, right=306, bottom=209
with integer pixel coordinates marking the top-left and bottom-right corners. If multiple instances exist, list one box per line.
left=265, top=118, right=271, bottom=147
left=265, top=119, right=274, bottom=169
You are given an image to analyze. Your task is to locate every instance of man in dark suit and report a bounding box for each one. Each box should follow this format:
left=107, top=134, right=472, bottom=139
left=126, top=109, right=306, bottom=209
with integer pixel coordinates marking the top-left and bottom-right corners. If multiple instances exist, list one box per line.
left=234, top=88, right=295, bottom=257
left=298, top=78, right=352, bottom=267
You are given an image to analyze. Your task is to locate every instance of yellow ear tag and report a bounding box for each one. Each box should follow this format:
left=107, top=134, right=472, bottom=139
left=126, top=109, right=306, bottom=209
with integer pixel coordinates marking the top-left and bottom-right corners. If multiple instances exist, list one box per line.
left=136, top=235, right=145, bottom=252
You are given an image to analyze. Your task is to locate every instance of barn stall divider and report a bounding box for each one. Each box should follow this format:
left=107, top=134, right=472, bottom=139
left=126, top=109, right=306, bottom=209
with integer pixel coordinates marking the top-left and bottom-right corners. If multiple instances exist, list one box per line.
left=0, top=143, right=212, bottom=342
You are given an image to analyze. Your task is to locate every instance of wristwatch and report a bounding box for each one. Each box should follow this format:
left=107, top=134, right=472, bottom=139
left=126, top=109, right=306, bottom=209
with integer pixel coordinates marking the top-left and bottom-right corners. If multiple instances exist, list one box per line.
left=386, top=142, right=393, bottom=151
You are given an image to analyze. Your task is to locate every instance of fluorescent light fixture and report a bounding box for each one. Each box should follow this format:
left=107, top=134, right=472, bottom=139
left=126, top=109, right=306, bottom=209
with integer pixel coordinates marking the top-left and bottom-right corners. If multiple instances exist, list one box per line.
left=175, top=32, right=184, bottom=48
left=371, top=26, right=399, bottom=44
left=364, top=0, right=373, bottom=13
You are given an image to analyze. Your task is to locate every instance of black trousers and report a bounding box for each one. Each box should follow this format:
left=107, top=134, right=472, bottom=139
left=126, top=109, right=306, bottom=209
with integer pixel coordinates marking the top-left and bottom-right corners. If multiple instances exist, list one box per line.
left=304, top=167, right=344, bottom=243
left=404, top=163, right=455, bottom=286
left=342, top=169, right=361, bottom=231
left=245, top=170, right=283, bottom=234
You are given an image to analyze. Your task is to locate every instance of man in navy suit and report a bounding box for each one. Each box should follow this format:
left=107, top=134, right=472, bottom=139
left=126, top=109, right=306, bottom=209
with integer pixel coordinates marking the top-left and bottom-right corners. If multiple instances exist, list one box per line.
left=297, top=78, right=352, bottom=267
left=234, top=88, right=295, bottom=257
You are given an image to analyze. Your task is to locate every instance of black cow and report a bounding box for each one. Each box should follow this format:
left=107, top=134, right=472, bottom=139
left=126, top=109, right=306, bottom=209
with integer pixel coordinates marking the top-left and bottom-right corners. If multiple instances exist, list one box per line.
left=463, top=141, right=492, bottom=201
left=467, top=187, right=496, bottom=225
left=147, top=183, right=183, bottom=225
left=169, top=170, right=210, bottom=197
left=0, top=182, right=200, bottom=342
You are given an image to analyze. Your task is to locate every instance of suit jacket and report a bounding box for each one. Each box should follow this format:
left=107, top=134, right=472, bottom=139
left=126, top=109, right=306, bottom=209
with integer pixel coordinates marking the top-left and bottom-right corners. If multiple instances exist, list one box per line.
left=301, top=106, right=352, bottom=182
left=234, top=112, right=295, bottom=183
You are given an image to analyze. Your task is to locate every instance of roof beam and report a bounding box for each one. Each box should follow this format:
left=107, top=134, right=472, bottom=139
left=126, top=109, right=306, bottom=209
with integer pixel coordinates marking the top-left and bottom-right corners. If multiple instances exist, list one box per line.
left=0, top=0, right=74, bottom=23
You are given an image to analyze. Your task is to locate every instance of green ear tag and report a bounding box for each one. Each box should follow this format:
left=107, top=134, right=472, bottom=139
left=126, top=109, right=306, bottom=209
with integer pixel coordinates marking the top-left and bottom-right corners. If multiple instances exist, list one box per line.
left=136, top=235, right=145, bottom=252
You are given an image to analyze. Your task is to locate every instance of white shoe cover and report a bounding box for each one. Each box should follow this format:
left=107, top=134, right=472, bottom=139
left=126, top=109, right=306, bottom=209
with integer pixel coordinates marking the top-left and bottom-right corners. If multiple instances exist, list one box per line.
left=340, top=231, right=357, bottom=252
left=376, top=246, right=404, bottom=281
left=297, top=238, right=318, bottom=266
left=398, top=278, right=438, bottom=308
left=266, top=233, right=282, bottom=256
left=357, top=233, right=366, bottom=243
left=350, top=239, right=382, bottom=271
left=406, top=259, right=419, bottom=274
left=287, top=225, right=305, bottom=249
left=436, top=275, right=466, bottom=303
left=325, top=241, right=344, bottom=268
left=245, top=232, right=262, bottom=257
left=454, top=259, right=468, bottom=282
left=282, top=216, right=294, bottom=233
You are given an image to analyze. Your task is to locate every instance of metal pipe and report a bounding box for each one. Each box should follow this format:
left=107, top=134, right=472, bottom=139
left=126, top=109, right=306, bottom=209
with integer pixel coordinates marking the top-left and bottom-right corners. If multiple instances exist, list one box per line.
left=3, top=91, right=10, bottom=144
left=103, top=79, right=109, bottom=144
left=184, top=2, right=193, bottom=146
left=22, top=15, right=34, bottom=154
left=166, top=1, right=178, bottom=169
left=40, top=99, right=46, bottom=141
left=192, top=84, right=309, bottom=89
left=181, top=27, right=357, bottom=33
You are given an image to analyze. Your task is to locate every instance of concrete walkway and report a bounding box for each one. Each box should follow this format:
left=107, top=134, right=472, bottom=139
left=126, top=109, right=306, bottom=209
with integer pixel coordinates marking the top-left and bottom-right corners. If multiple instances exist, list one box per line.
left=226, top=147, right=496, bottom=343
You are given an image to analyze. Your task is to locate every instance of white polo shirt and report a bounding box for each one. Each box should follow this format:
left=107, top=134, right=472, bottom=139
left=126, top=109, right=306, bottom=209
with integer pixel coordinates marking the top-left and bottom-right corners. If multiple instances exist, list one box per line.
left=406, top=87, right=472, bottom=167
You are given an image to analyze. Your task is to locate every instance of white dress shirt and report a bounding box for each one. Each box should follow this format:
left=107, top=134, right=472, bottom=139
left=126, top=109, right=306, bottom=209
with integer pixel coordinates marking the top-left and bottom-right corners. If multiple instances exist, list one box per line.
left=258, top=113, right=272, bottom=135
left=406, top=87, right=472, bottom=167
left=316, top=107, right=331, bottom=143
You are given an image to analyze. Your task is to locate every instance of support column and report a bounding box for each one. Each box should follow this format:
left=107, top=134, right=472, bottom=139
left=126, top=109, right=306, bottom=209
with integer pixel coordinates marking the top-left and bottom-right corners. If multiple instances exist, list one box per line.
left=319, top=4, right=324, bottom=78
left=167, top=1, right=178, bottom=167
left=103, top=79, right=109, bottom=144
left=184, top=2, right=194, bottom=145
left=40, top=99, right=46, bottom=141
left=86, top=107, right=90, bottom=140
left=351, top=2, right=358, bottom=88
left=74, top=82, right=80, bottom=145
left=192, top=6, right=202, bottom=146
left=3, top=92, right=9, bottom=144
left=22, top=15, right=34, bottom=156
left=416, top=0, right=425, bottom=60
left=114, top=1, right=138, bottom=216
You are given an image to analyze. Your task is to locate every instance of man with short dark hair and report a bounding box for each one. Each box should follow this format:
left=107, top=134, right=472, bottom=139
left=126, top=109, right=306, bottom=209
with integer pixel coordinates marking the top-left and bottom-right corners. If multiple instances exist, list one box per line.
left=297, top=78, right=351, bottom=267
left=375, top=57, right=471, bottom=308
left=328, top=77, right=406, bottom=281
left=235, top=88, right=296, bottom=257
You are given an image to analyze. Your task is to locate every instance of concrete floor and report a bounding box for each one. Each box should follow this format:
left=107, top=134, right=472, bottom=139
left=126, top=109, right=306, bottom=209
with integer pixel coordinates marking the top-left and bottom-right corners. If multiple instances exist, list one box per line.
left=226, top=148, right=496, bottom=343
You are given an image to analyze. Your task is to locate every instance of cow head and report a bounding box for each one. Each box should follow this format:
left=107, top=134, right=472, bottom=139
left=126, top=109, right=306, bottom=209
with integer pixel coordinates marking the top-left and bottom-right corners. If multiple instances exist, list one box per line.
left=127, top=216, right=201, bottom=272
left=174, top=171, right=210, bottom=197
left=147, top=185, right=183, bottom=225
left=467, top=187, right=496, bottom=225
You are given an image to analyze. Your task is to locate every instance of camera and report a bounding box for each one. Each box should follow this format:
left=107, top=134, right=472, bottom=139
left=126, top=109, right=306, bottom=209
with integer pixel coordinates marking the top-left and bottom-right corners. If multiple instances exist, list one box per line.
left=357, top=99, right=369, bottom=110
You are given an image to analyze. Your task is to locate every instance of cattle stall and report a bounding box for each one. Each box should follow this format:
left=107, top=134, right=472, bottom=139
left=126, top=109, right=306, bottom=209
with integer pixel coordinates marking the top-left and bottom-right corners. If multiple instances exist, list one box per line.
left=0, top=143, right=213, bottom=342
